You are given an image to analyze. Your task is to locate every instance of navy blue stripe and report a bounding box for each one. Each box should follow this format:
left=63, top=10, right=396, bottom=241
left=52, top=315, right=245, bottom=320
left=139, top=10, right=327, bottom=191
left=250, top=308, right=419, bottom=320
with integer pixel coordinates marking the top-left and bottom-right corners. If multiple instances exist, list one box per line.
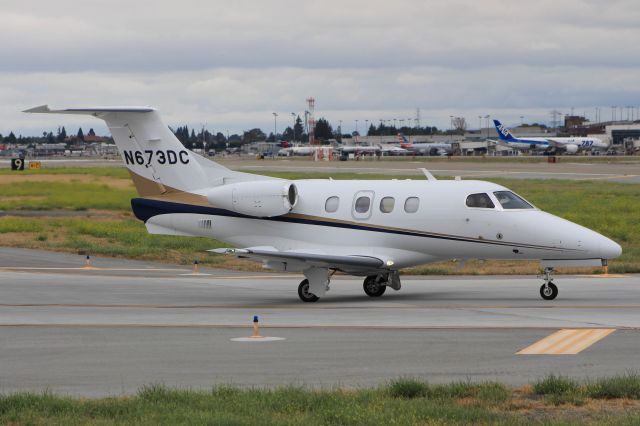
left=131, top=198, right=574, bottom=252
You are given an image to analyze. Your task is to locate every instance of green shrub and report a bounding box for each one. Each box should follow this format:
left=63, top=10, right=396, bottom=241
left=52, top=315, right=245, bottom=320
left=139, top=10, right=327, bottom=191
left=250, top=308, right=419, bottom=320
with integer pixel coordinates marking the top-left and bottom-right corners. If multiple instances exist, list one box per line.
left=533, top=375, right=579, bottom=396
left=585, top=373, right=640, bottom=399
left=387, top=378, right=429, bottom=399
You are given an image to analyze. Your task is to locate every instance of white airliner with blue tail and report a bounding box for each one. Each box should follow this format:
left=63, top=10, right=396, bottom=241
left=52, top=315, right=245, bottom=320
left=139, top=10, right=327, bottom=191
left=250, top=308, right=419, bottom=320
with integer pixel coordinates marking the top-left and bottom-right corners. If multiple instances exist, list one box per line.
left=25, top=105, right=622, bottom=302
left=493, top=120, right=609, bottom=154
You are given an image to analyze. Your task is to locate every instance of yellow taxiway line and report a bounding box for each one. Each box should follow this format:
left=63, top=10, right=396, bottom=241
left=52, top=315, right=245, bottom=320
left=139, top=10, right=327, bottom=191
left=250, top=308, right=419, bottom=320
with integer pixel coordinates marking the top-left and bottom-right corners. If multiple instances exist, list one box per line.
left=516, top=328, right=615, bottom=355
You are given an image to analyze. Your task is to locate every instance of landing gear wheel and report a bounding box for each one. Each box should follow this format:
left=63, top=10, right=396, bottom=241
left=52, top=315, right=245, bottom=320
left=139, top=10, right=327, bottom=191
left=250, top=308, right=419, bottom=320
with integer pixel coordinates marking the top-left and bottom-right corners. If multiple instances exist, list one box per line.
left=540, top=282, right=558, bottom=300
left=298, top=279, right=319, bottom=303
left=363, top=275, right=386, bottom=297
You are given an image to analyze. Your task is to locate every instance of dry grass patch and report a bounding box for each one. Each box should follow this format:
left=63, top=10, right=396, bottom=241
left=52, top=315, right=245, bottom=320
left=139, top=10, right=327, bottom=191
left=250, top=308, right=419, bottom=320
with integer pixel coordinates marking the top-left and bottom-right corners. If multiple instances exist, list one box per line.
left=0, top=173, right=133, bottom=189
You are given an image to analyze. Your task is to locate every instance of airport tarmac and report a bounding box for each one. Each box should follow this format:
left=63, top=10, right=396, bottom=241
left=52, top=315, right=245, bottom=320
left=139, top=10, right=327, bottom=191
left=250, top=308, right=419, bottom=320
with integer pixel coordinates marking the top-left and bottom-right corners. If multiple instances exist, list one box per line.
left=222, top=158, right=640, bottom=183
left=2, top=157, right=640, bottom=183
left=0, top=248, right=639, bottom=396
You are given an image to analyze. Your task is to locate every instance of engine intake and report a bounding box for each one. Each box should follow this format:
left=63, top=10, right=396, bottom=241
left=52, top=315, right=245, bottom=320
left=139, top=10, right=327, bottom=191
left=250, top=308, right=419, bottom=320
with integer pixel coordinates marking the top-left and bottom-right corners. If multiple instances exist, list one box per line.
left=206, top=180, right=298, bottom=217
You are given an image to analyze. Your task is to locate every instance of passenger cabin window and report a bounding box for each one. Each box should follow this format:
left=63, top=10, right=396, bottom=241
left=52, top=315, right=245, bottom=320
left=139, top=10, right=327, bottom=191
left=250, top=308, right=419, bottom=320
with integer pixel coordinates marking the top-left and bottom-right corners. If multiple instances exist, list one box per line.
left=466, top=193, right=495, bottom=209
left=404, top=197, right=420, bottom=213
left=355, top=196, right=371, bottom=213
left=380, top=197, right=395, bottom=213
left=325, top=196, right=340, bottom=213
left=493, top=191, right=534, bottom=209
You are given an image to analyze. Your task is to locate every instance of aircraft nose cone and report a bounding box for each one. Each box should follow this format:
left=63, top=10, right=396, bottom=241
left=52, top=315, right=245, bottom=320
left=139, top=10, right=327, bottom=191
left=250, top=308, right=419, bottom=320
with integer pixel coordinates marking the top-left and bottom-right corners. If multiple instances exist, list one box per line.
left=599, top=238, right=622, bottom=259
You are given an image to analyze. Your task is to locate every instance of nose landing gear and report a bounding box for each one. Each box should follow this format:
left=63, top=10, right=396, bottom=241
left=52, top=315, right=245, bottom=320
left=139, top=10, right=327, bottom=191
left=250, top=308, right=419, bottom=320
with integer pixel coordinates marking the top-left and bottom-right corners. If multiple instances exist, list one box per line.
left=539, top=267, right=558, bottom=300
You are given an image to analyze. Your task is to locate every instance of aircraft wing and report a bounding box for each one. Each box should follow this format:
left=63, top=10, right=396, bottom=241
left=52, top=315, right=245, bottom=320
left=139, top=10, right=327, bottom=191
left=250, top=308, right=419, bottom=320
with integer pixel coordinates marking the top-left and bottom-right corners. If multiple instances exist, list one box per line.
left=210, top=247, right=385, bottom=272
left=542, top=138, right=562, bottom=148
left=488, top=139, right=511, bottom=148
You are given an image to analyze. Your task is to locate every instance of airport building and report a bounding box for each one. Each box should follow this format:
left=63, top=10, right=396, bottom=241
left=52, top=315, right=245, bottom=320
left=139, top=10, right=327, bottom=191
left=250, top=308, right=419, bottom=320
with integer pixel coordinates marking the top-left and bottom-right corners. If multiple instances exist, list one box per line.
left=605, top=123, right=640, bottom=146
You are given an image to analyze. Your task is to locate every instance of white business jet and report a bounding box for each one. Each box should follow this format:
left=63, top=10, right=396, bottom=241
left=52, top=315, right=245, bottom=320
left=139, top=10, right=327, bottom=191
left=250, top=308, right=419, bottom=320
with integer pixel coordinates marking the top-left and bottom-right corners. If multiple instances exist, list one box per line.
left=25, top=106, right=622, bottom=302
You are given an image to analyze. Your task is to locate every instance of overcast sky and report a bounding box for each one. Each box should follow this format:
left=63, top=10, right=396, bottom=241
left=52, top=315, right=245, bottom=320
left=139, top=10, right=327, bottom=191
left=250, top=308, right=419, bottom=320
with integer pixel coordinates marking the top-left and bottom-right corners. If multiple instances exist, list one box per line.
left=2, top=0, right=640, bottom=136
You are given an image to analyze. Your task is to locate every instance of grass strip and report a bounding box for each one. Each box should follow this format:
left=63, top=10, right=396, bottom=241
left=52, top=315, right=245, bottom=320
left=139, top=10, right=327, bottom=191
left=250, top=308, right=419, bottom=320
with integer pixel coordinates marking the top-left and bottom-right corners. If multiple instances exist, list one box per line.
left=1, top=376, right=640, bottom=425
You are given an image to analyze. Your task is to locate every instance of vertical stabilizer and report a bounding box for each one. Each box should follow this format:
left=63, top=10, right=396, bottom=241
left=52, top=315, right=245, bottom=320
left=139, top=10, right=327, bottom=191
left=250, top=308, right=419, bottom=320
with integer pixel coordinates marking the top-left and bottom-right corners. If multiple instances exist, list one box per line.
left=24, top=105, right=266, bottom=195
left=493, top=119, right=518, bottom=142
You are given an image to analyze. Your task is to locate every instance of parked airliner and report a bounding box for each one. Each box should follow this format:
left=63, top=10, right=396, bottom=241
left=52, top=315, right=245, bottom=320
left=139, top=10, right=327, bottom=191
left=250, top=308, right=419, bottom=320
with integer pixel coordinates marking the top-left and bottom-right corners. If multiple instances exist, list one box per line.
left=493, top=120, right=609, bottom=154
left=25, top=106, right=622, bottom=302
left=397, top=134, right=452, bottom=156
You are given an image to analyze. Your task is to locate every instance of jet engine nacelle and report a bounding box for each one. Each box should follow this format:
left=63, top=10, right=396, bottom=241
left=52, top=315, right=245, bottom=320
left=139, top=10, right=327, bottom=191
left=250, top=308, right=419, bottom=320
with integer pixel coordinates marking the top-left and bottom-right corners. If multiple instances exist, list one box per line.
left=565, top=144, right=579, bottom=154
left=206, top=180, right=298, bottom=217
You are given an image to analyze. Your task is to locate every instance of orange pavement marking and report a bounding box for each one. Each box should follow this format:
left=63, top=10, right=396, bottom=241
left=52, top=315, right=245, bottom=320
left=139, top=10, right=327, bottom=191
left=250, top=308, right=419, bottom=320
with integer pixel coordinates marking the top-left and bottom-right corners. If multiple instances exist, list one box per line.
left=516, top=328, right=616, bottom=355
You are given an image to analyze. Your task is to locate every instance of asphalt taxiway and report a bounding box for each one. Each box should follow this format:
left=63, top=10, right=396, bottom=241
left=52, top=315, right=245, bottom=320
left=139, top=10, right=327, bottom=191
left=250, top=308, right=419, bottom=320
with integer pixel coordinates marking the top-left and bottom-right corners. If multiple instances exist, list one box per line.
left=0, top=248, right=638, bottom=396
left=220, top=158, right=640, bottom=183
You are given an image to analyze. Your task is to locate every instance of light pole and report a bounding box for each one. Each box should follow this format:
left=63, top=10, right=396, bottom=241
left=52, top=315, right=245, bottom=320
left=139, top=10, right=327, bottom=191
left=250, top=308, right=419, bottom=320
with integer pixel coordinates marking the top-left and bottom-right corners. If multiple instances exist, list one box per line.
left=355, top=119, right=359, bottom=135
left=393, top=118, right=397, bottom=129
left=478, top=115, right=482, bottom=134
left=339, top=120, right=343, bottom=142
left=291, top=113, right=296, bottom=143
left=304, top=111, right=309, bottom=135
left=365, top=120, right=369, bottom=136
left=520, top=116, right=524, bottom=126
left=484, top=115, right=490, bottom=139
left=201, top=122, right=207, bottom=154
left=272, top=112, right=278, bottom=142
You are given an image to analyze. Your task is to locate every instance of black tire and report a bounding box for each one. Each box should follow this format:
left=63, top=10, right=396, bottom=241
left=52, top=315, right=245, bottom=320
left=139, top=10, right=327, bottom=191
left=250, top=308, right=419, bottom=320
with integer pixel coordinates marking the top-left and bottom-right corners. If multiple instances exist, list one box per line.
left=540, top=282, right=558, bottom=300
left=298, top=279, right=319, bottom=302
left=363, top=275, right=386, bottom=297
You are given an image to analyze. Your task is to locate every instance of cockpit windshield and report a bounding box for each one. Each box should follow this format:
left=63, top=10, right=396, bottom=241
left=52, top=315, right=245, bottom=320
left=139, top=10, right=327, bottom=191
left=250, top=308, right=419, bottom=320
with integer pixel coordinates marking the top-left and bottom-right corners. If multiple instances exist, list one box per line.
left=466, top=193, right=495, bottom=208
left=493, top=191, right=534, bottom=209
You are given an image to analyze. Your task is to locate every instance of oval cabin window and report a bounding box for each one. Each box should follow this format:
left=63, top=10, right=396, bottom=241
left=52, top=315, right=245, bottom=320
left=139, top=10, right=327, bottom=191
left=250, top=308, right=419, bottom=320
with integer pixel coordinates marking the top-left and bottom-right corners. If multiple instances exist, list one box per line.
left=380, top=197, right=395, bottom=213
left=355, top=196, right=371, bottom=213
left=325, top=196, right=340, bottom=213
left=404, top=197, right=419, bottom=213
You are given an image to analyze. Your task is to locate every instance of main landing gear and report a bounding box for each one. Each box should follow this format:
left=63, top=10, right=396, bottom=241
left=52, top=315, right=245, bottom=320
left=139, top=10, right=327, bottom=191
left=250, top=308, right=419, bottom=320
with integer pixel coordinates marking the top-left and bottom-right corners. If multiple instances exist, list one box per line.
left=539, top=267, right=559, bottom=300
left=296, top=270, right=402, bottom=302
left=298, top=279, right=319, bottom=303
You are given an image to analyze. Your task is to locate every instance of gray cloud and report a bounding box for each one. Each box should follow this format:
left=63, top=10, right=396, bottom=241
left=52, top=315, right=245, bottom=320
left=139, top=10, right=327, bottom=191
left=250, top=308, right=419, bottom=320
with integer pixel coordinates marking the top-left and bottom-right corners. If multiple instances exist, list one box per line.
left=2, top=0, right=639, bottom=135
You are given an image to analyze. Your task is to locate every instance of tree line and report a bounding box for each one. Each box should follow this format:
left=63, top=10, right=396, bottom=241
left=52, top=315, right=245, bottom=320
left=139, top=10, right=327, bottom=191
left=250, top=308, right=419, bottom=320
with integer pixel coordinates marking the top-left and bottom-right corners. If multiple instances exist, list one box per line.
left=2, top=115, right=456, bottom=149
